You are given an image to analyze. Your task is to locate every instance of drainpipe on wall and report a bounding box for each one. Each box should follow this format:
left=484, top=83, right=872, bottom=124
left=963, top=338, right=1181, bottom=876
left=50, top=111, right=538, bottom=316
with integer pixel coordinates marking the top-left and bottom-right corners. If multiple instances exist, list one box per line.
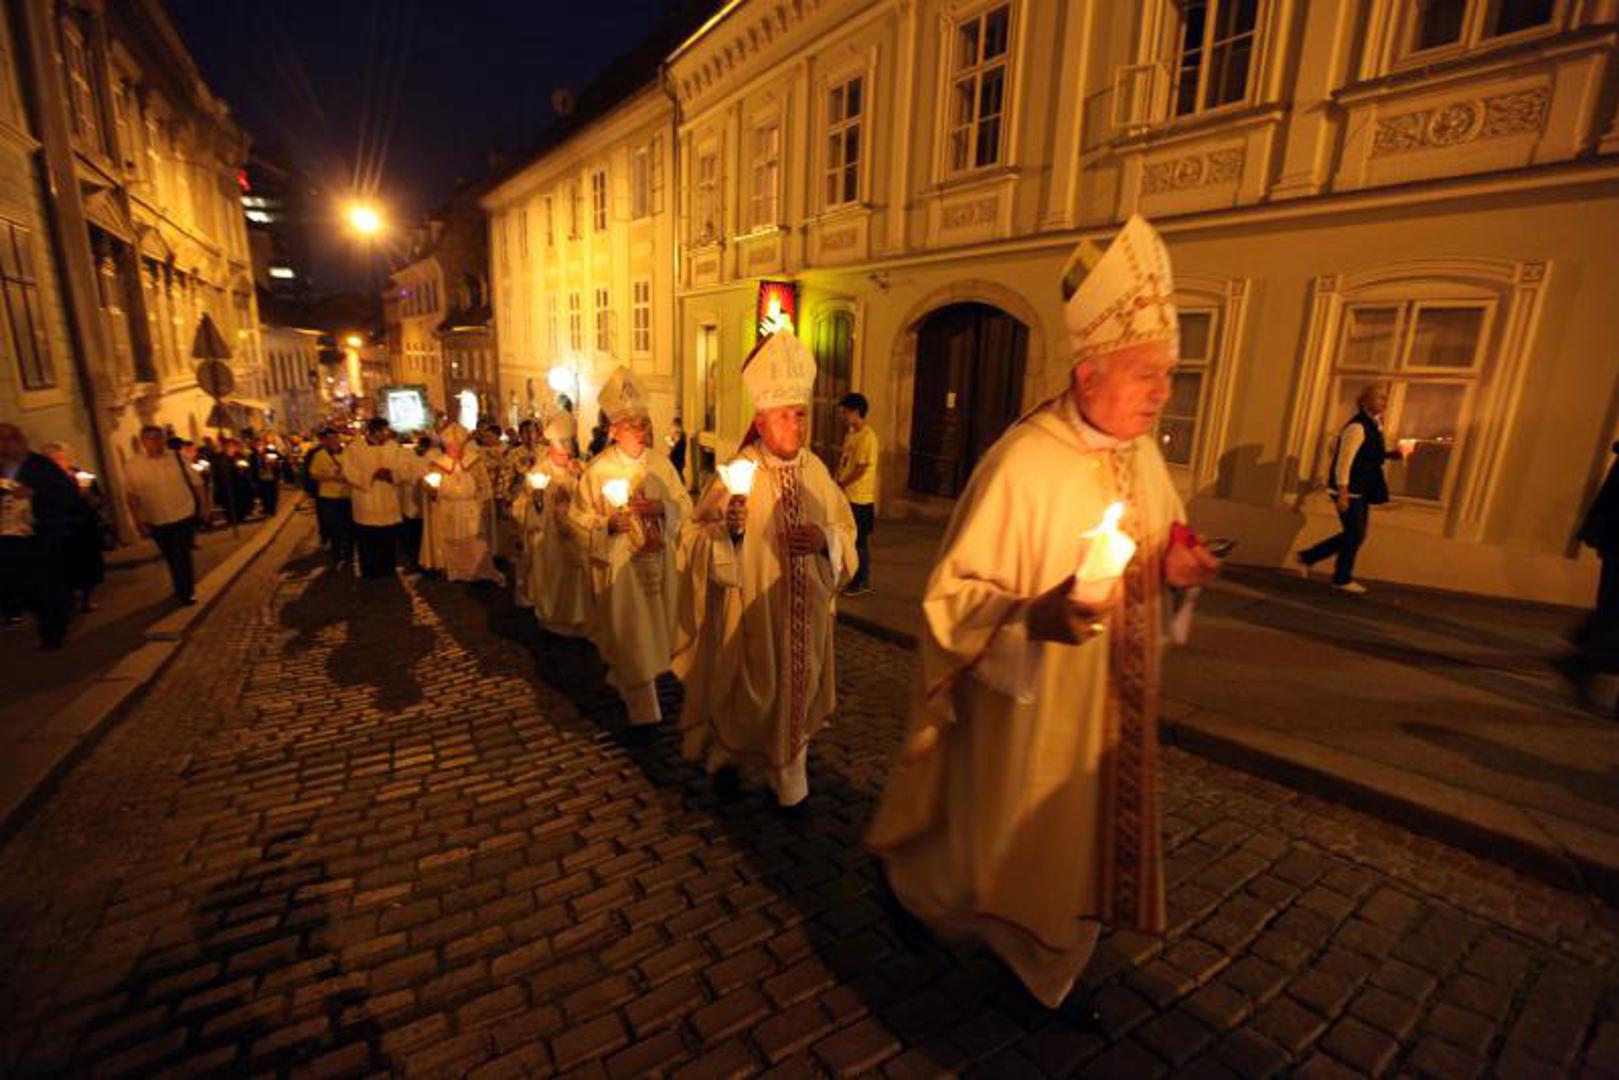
left=658, top=61, right=685, bottom=487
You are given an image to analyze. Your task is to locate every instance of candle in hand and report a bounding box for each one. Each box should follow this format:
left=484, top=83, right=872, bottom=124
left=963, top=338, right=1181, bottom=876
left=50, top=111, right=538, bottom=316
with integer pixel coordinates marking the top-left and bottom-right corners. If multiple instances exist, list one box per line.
left=424, top=471, right=443, bottom=490
left=527, top=470, right=550, bottom=491
left=603, top=478, right=631, bottom=509
left=1073, top=501, right=1136, bottom=605
left=74, top=470, right=95, bottom=487
left=716, top=459, right=757, bottom=498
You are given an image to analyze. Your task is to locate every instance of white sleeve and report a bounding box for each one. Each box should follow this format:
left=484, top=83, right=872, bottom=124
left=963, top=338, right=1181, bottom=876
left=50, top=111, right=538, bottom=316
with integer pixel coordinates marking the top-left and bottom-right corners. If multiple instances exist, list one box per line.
left=1333, top=424, right=1364, bottom=491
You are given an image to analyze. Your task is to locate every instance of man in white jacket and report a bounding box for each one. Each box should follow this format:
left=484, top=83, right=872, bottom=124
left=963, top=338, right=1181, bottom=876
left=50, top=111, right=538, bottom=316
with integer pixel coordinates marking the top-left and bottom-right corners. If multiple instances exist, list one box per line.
left=343, top=418, right=405, bottom=579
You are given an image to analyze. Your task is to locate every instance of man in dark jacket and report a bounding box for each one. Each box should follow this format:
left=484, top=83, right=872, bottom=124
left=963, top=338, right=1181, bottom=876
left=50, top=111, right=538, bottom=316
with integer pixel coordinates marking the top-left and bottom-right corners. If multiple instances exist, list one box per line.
left=1557, top=441, right=1619, bottom=713
left=1296, top=383, right=1407, bottom=595
left=0, top=423, right=77, bottom=649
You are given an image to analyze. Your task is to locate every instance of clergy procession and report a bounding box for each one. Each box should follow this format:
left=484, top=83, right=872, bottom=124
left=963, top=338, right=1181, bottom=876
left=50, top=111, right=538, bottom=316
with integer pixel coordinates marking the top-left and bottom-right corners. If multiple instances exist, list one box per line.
left=222, top=215, right=1227, bottom=1013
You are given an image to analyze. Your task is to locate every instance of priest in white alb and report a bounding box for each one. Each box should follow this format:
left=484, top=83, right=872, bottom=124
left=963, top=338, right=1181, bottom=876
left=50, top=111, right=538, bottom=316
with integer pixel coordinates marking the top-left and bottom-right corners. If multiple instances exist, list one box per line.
left=570, top=367, right=692, bottom=736
left=865, top=215, right=1222, bottom=1008
left=517, top=412, right=592, bottom=637
left=674, top=330, right=857, bottom=811
left=423, top=422, right=504, bottom=585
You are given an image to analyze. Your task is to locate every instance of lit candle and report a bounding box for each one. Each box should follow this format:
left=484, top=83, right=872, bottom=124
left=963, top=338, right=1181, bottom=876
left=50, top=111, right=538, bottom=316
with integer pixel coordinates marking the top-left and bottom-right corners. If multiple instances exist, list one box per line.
left=191, top=462, right=209, bottom=474
left=74, top=470, right=95, bottom=488
left=602, top=478, right=631, bottom=509
left=1073, top=501, right=1136, bottom=605
left=527, top=470, right=550, bottom=491
left=424, top=471, right=443, bottom=490
left=235, top=459, right=250, bottom=469
left=1397, top=437, right=1417, bottom=457
left=716, top=459, right=757, bottom=498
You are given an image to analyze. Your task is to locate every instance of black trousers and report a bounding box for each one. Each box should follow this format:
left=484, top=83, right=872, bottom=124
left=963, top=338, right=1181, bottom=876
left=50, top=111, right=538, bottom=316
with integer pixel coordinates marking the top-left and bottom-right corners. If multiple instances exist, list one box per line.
left=257, top=480, right=279, bottom=517
left=400, top=516, right=423, bottom=568
left=150, top=519, right=197, bottom=602
left=849, top=503, right=875, bottom=588
left=1574, top=555, right=1619, bottom=672
left=354, top=523, right=398, bottom=579
left=1300, top=498, right=1370, bottom=586
left=316, top=498, right=353, bottom=562
left=1, top=535, right=68, bottom=646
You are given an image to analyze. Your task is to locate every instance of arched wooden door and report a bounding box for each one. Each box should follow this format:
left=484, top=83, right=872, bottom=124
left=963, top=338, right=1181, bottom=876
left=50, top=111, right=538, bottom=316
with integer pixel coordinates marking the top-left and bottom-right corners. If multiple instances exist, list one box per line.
left=907, top=302, right=1027, bottom=498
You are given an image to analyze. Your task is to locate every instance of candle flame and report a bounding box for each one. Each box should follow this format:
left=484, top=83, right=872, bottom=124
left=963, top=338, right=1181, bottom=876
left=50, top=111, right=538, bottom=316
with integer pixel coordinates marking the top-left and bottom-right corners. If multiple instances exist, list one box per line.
left=603, top=478, right=631, bottom=508
left=717, top=459, right=757, bottom=497
left=1100, top=501, right=1125, bottom=532
left=527, top=470, right=550, bottom=491
left=424, top=472, right=442, bottom=489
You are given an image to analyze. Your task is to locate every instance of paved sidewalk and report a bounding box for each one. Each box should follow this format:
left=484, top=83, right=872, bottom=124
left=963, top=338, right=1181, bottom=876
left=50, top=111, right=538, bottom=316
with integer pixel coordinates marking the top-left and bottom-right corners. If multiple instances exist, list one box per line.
left=0, top=510, right=1615, bottom=1077
left=839, top=518, right=1619, bottom=898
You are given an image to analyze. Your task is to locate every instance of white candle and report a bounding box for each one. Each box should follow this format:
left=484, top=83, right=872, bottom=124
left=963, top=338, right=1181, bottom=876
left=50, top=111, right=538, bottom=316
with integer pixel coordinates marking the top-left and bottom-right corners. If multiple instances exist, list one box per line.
left=191, top=462, right=209, bottom=473
left=527, top=470, right=550, bottom=491
left=716, top=459, right=757, bottom=498
left=424, top=471, right=443, bottom=490
left=74, top=470, right=95, bottom=487
left=1073, top=501, right=1136, bottom=605
left=603, top=478, right=631, bottom=508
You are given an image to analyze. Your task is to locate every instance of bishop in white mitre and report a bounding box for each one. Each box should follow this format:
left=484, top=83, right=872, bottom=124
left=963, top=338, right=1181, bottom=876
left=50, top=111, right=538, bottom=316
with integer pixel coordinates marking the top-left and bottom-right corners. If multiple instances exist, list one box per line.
left=569, top=367, right=693, bottom=734
left=673, top=330, right=857, bottom=811
left=516, top=411, right=592, bottom=637
left=865, top=215, right=1222, bottom=1008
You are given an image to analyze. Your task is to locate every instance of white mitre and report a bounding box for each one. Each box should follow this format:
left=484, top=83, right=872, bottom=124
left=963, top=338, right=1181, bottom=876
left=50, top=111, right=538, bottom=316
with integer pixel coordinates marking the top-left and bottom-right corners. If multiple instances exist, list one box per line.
left=742, top=330, right=817, bottom=411
left=1061, top=214, right=1178, bottom=365
left=543, top=411, right=576, bottom=444
left=598, top=366, right=649, bottom=423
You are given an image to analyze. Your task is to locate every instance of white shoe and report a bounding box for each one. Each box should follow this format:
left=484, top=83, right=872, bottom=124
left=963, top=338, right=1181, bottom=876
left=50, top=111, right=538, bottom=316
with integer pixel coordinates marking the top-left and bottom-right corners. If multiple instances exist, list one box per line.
left=1334, top=581, right=1368, bottom=595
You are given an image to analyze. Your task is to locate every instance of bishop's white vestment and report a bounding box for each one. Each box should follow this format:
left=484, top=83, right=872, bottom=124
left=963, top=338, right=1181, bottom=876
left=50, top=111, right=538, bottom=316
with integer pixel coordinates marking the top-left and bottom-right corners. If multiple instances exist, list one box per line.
left=674, top=443, right=857, bottom=805
left=570, top=445, right=692, bottom=724
left=866, top=393, right=1186, bottom=1007
left=423, top=446, right=503, bottom=584
left=514, top=456, right=592, bottom=637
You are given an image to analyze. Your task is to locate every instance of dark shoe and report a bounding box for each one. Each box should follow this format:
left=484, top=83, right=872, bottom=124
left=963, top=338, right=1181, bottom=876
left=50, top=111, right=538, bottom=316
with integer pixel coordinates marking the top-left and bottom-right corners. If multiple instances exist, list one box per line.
left=176, top=595, right=197, bottom=606
left=621, top=725, right=656, bottom=748
left=712, top=766, right=742, bottom=801
left=843, top=584, right=872, bottom=597
left=776, top=799, right=810, bottom=819
left=1553, top=654, right=1596, bottom=705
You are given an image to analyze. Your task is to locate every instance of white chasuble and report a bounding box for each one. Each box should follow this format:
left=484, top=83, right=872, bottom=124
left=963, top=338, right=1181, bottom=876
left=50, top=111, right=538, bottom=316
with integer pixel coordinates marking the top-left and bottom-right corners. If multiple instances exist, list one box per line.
left=570, top=446, right=692, bottom=706
left=673, top=444, right=857, bottom=805
left=428, top=447, right=503, bottom=584
left=866, top=393, right=1186, bottom=1008
left=515, top=457, right=592, bottom=637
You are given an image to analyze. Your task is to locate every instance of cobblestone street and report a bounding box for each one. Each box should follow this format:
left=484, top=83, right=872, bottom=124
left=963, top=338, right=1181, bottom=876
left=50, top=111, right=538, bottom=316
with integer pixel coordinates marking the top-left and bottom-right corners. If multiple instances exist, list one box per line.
left=2, top=513, right=1617, bottom=1079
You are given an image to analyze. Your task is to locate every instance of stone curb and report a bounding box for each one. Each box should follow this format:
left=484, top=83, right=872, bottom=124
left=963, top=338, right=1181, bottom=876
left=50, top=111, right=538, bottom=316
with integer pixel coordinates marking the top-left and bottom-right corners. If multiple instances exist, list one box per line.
left=0, top=495, right=306, bottom=842
left=835, top=608, right=1619, bottom=904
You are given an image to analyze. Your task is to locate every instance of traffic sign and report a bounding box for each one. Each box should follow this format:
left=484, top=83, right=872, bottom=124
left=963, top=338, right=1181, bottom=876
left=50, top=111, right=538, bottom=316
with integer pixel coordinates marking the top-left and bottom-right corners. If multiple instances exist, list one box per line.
left=196, top=359, right=235, bottom=399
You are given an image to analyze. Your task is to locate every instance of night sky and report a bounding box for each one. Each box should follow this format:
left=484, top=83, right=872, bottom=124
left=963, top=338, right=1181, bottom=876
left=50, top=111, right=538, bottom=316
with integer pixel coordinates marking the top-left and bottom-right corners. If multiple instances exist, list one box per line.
left=166, top=0, right=691, bottom=292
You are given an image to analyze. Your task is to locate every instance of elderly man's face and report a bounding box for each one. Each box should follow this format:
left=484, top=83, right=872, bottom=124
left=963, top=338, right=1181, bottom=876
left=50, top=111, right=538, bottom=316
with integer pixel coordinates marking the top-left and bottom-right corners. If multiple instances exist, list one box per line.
left=611, top=417, right=650, bottom=457
left=755, top=405, right=808, bottom=458
left=0, top=425, right=26, bottom=462
left=1361, top=383, right=1391, bottom=416
left=1075, top=340, right=1176, bottom=441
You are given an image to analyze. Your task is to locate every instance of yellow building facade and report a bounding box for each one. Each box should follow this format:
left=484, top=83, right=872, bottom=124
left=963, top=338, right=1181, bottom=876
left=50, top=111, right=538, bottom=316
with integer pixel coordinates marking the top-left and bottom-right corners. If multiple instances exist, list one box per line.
left=483, top=85, right=680, bottom=447
left=664, top=0, right=1619, bottom=604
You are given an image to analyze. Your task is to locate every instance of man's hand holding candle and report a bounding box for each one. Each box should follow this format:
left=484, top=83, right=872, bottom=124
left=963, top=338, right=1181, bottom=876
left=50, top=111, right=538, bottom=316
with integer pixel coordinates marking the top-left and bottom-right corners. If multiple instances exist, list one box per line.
left=1027, top=574, right=1120, bottom=644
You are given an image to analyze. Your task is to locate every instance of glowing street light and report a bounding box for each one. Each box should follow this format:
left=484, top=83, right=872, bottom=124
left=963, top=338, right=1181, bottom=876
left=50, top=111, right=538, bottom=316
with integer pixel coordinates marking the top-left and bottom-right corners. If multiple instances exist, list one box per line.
left=344, top=334, right=364, bottom=349
left=345, top=202, right=383, bottom=237
left=547, top=365, right=574, bottom=394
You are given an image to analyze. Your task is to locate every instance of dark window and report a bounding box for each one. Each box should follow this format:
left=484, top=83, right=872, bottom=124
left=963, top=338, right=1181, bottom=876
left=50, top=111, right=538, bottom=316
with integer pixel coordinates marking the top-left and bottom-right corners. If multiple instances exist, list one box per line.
left=0, top=222, right=55, bottom=389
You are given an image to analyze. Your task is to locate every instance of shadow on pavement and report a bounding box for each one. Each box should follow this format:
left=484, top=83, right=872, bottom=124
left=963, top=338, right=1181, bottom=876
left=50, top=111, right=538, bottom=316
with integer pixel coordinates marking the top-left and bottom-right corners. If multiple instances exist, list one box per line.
left=1401, top=721, right=1619, bottom=810
left=278, top=565, right=436, bottom=712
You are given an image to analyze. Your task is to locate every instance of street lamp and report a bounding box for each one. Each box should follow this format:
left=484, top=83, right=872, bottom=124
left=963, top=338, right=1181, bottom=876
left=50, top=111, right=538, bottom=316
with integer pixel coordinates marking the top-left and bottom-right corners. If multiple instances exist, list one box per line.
left=345, top=202, right=383, bottom=238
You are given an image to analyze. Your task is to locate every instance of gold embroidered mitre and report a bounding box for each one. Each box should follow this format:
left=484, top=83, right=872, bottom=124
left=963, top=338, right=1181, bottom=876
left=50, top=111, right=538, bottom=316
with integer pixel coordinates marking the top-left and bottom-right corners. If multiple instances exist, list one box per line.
left=599, top=366, right=650, bottom=423
left=542, top=411, right=576, bottom=444
left=742, top=329, right=817, bottom=411
left=1061, top=214, right=1179, bottom=364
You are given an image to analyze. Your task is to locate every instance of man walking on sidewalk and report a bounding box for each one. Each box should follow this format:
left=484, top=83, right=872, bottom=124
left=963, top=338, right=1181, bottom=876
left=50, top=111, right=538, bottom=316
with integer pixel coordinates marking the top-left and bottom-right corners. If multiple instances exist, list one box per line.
left=0, top=423, right=76, bottom=648
left=124, top=424, right=205, bottom=606
left=1297, top=382, right=1407, bottom=595
left=837, top=393, right=879, bottom=596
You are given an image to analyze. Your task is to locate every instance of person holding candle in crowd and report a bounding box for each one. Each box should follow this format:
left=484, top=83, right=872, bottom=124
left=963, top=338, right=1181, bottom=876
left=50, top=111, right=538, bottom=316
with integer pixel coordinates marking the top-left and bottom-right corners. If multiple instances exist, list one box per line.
left=1295, top=382, right=1409, bottom=595
left=394, top=435, right=434, bottom=574
left=343, top=417, right=405, bottom=579
left=0, top=424, right=76, bottom=647
left=865, top=215, right=1222, bottom=1009
left=250, top=434, right=280, bottom=518
left=571, top=367, right=692, bottom=737
left=125, top=424, right=206, bottom=607
left=42, top=442, right=105, bottom=613
left=307, top=428, right=353, bottom=565
left=517, top=412, right=591, bottom=636
left=423, top=422, right=503, bottom=585
left=674, top=330, right=857, bottom=811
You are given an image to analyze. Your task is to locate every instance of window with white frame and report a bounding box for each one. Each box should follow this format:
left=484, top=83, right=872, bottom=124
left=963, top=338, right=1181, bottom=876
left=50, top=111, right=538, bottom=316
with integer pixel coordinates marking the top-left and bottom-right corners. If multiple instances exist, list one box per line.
left=825, top=75, right=864, bottom=208
left=548, top=294, right=559, bottom=357
left=544, top=195, right=555, bottom=247
left=948, top=4, right=1011, bottom=173
left=567, top=291, right=582, bottom=352
left=1158, top=309, right=1219, bottom=466
left=569, top=181, right=583, bottom=238
left=1404, top=0, right=1555, bottom=57
left=632, top=280, right=651, bottom=354
left=1, top=221, right=56, bottom=390
left=594, top=287, right=611, bottom=352
left=1322, top=300, right=1491, bottom=504
left=693, top=151, right=720, bottom=243
left=750, top=122, right=780, bottom=229
left=1170, top=0, right=1261, bottom=118
left=632, top=147, right=652, bottom=220
left=591, top=170, right=608, bottom=232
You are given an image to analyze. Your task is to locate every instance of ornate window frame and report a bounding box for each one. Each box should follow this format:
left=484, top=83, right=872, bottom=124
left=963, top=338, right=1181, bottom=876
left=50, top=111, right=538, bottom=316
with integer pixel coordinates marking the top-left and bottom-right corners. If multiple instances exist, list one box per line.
left=1282, top=258, right=1551, bottom=541
left=1162, top=273, right=1251, bottom=496
left=1361, top=0, right=1572, bottom=78
left=1112, top=0, right=1288, bottom=137
left=815, top=47, right=879, bottom=216
left=931, top=0, right=1028, bottom=187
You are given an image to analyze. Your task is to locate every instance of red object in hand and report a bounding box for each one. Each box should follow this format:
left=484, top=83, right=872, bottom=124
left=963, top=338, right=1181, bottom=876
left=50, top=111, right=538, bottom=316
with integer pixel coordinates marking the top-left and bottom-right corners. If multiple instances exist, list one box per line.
left=1169, top=521, right=1204, bottom=553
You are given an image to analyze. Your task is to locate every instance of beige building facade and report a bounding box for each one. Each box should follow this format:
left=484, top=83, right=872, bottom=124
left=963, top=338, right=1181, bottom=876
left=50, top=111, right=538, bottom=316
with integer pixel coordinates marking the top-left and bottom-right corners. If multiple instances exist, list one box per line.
left=1, top=0, right=262, bottom=539
left=663, top=0, right=1619, bottom=604
left=483, top=84, right=679, bottom=447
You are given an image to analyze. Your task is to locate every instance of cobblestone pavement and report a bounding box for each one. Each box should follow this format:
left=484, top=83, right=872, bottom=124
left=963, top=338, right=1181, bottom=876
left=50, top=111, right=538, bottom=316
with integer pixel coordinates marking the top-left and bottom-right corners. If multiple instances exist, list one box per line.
left=2, top=514, right=1618, bottom=1078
